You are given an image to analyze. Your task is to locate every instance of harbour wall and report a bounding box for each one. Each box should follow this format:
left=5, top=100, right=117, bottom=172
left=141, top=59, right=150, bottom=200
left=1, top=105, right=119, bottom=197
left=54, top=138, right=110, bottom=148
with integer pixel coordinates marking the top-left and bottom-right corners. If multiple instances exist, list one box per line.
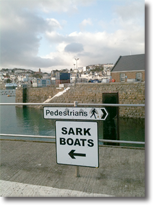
left=15, top=82, right=145, bottom=118
left=15, top=86, right=64, bottom=104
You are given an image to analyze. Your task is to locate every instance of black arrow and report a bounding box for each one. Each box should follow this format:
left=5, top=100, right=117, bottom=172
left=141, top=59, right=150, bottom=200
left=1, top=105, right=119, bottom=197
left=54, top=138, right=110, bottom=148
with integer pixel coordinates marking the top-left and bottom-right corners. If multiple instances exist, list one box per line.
left=101, top=108, right=107, bottom=119
left=69, top=150, right=86, bottom=159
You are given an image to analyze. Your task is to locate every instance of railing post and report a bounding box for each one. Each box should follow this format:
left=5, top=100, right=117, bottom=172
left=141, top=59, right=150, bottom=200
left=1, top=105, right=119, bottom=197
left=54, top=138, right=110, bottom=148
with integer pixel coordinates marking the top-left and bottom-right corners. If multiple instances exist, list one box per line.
left=75, top=166, right=80, bottom=177
left=74, top=101, right=80, bottom=177
left=74, top=101, right=78, bottom=107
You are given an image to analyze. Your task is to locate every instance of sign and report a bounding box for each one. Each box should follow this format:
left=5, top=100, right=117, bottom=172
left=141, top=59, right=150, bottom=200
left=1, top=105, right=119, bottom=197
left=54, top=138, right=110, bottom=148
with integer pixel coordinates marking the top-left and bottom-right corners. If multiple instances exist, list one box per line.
left=59, top=84, right=64, bottom=88
left=44, top=107, right=108, bottom=120
left=55, top=121, right=99, bottom=168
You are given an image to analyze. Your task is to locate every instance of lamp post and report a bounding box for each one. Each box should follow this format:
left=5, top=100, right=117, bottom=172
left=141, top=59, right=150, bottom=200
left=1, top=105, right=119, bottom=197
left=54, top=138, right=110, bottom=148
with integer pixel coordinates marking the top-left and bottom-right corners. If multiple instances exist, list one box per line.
left=75, top=58, right=79, bottom=79
left=75, top=58, right=79, bottom=70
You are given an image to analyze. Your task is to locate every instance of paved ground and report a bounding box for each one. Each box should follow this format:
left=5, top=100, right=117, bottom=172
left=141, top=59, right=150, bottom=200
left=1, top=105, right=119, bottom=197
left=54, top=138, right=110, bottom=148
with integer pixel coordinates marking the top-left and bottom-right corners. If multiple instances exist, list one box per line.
left=0, top=180, right=111, bottom=197
left=0, top=140, right=145, bottom=197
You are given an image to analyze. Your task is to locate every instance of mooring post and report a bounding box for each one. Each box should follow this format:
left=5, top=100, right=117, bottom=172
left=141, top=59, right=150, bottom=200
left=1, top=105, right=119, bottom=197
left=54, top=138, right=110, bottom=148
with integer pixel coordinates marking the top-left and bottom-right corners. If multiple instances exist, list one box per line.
left=74, top=101, right=80, bottom=177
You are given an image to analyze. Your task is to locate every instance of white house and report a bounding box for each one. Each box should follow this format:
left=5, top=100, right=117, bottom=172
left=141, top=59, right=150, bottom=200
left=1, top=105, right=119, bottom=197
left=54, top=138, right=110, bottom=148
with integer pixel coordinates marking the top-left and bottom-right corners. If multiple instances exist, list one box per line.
left=103, top=63, right=114, bottom=77
left=14, top=69, right=25, bottom=74
left=78, top=67, right=83, bottom=73
left=17, top=75, right=29, bottom=82
left=0, top=75, right=4, bottom=81
left=10, top=75, right=16, bottom=82
left=83, top=66, right=86, bottom=72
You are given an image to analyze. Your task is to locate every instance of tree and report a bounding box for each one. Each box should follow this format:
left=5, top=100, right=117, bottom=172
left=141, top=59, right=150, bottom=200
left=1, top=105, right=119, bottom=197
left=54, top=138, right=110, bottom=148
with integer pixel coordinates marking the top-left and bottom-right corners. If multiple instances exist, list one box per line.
left=33, top=73, right=43, bottom=79
left=6, top=78, right=12, bottom=83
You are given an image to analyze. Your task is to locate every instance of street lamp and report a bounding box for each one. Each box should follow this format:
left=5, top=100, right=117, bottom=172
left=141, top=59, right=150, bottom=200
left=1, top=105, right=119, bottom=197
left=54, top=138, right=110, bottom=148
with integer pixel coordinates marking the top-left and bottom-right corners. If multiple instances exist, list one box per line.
left=75, top=58, right=79, bottom=79
left=75, top=58, right=79, bottom=70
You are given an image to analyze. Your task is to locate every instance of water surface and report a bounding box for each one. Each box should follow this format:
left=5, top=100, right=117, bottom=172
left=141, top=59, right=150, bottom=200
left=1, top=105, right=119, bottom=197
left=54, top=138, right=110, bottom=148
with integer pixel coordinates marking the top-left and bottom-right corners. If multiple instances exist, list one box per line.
left=0, top=90, right=145, bottom=147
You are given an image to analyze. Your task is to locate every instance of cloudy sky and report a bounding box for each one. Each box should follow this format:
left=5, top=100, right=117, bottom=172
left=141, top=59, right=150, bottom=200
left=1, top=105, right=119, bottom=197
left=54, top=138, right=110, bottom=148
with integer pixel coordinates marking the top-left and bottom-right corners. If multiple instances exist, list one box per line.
left=0, top=0, right=144, bottom=72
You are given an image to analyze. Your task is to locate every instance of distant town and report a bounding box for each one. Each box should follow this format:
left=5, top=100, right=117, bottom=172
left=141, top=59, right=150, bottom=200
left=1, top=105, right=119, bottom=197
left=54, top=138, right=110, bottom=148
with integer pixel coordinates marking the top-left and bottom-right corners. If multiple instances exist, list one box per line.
left=0, top=53, right=145, bottom=89
left=0, top=63, right=114, bottom=88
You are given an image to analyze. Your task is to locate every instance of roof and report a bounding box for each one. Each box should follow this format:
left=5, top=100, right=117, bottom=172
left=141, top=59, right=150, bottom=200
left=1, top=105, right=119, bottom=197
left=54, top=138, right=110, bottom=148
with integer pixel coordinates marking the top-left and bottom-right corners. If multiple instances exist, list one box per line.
left=111, top=54, right=145, bottom=72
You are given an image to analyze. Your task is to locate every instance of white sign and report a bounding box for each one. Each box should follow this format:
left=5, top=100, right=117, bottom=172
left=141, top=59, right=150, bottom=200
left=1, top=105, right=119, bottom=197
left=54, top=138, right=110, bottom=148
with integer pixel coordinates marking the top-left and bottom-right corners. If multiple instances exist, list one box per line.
left=56, top=121, right=99, bottom=168
left=59, top=84, right=64, bottom=88
left=44, top=107, right=108, bottom=120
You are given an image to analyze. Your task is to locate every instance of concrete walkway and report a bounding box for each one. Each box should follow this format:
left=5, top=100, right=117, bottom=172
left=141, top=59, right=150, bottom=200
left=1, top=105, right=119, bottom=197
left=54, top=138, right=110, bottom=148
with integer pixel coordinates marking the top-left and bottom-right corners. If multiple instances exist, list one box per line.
left=0, top=140, right=145, bottom=197
left=0, top=180, right=111, bottom=197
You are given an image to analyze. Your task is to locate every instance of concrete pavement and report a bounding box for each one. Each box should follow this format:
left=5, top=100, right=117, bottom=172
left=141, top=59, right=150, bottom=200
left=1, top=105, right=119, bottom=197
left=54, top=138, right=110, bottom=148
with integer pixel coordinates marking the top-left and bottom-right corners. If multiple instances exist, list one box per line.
left=0, top=180, right=111, bottom=197
left=0, top=140, right=145, bottom=197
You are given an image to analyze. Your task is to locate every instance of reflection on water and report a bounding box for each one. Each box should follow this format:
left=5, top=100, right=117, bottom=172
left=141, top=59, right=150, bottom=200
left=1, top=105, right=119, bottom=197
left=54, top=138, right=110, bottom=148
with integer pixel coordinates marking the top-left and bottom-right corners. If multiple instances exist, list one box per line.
left=0, top=91, right=145, bottom=146
left=16, top=107, right=55, bottom=136
left=119, top=118, right=145, bottom=147
left=0, top=91, right=17, bottom=133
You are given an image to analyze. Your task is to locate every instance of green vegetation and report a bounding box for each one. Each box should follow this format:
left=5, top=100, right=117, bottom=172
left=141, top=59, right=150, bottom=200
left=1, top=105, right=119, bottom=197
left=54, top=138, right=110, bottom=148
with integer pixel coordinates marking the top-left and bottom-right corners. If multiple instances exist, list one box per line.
left=33, top=74, right=43, bottom=79
left=90, top=66, right=103, bottom=72
left=6, top=78, right=12, bottom=83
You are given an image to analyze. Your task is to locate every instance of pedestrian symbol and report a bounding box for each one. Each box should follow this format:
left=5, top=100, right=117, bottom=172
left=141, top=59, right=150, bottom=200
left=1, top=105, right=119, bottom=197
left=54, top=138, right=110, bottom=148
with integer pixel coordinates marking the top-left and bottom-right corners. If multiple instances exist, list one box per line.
left=90, top=108, right=98, bottom=119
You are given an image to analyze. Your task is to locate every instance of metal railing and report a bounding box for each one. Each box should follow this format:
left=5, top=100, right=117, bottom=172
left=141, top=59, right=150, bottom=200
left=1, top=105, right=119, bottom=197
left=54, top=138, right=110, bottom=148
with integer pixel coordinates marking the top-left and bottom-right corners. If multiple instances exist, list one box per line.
left=0, top=102, right=145, bottom=107
left=0, top=133, right=145, bottom=145
left=0, top=102, right=145, bottom=146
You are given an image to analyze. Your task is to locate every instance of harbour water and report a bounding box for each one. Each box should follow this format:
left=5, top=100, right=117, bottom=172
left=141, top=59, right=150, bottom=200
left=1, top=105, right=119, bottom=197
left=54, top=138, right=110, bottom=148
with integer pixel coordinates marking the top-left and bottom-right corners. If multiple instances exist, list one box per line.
left=0, top=89, right=145, bottom=147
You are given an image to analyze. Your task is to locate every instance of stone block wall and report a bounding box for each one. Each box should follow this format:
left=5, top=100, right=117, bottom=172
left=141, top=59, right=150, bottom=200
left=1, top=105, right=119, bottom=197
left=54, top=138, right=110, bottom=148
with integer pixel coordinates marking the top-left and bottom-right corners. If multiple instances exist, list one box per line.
left=16, top=86, right=63, bottom=104
left=50, top=83, right=145, bottom=118
left=15, top=88, right=23, bottom=103
left=16, top=83, right=145, bottom=118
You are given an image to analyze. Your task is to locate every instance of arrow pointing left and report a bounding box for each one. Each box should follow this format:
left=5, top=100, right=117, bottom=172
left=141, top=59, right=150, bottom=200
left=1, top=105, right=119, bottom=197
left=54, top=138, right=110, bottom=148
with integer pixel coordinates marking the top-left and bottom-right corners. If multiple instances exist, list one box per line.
left=69, top=150, right=86, bottom=159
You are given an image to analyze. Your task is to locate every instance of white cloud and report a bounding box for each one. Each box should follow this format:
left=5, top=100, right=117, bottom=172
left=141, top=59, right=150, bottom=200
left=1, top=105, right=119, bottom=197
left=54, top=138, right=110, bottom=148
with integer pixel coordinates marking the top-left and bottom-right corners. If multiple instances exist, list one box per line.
left=44, top=28, right=144, bottom=69
left=79, top=18, right=92, bottom=31
left=115, top=1, right=144, bottom=21
left=0, top=0, right=96, bottom=13
left=46, top=18, right=62, bottom=29
left=0, top=0, right=144, bottom=71
left=114, top=1, right=144, bottom=29
left=80, top=18, right=92, bottom=26
left=0, top=3, right=67, bottom=70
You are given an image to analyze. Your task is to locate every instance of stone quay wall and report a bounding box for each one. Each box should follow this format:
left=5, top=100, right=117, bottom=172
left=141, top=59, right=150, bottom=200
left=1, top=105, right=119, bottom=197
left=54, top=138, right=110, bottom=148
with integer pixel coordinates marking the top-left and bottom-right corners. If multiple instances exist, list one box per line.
left=15, top=86, right=64, bottom=104
left=15, top=83, right=145, bottom=118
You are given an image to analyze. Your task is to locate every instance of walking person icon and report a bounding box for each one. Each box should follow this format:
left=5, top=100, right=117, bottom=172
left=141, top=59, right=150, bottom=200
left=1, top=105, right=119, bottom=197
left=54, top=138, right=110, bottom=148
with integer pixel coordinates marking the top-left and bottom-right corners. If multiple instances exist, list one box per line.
left=90, top=108, right=98, bottom=119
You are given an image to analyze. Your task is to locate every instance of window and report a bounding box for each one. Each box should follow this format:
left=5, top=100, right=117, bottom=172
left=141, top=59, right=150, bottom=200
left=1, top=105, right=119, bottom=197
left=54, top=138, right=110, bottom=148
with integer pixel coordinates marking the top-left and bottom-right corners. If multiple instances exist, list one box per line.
left=120, top=73, right=125, bottom=82
left=136, top=72, right=142, bottom=82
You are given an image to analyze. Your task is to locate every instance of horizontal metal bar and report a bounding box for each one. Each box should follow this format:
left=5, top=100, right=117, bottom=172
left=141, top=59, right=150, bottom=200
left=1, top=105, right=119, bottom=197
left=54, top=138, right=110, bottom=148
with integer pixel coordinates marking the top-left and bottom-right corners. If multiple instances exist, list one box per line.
left=0, top=103, right=74, bottom=106
left=78, top=103, right=145, bottom=107
left=0, top=134, right=55, bottom=139
left=0, top=134, right=145, bottom=145
left=99, top=139, right=145, bottom=145
left=0, top=103, right=145, bottom=107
